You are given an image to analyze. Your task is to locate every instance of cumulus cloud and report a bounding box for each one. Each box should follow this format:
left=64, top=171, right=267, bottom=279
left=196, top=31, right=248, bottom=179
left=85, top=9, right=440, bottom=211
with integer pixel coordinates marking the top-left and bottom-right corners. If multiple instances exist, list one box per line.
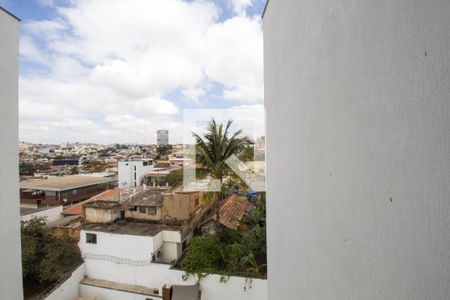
left=20, top=0, right=264, bottom=144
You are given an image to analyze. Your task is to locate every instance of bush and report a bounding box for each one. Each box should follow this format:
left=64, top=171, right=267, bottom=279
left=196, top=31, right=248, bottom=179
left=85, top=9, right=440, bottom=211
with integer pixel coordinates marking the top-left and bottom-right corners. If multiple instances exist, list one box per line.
left=181, top=236, right=223, bottom=279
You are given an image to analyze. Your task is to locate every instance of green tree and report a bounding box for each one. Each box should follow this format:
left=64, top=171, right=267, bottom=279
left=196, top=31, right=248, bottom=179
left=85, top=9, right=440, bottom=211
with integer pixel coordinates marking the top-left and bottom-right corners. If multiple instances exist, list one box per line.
left=21, top=217, right=47, bottom=279
left=70, top=166, right=79, bottom=175
left=193, top=119, right=251, bottom=205
left=167, top=168, right=209, bottom=188
left=39, top=237, right=82, bottom=283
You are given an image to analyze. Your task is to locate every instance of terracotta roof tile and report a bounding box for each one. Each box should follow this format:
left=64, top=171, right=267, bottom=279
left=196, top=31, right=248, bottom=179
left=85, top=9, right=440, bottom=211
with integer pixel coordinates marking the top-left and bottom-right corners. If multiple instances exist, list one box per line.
left=63, top=188, right=125, bottom=215
left=216, top=194, right=251, bottom=230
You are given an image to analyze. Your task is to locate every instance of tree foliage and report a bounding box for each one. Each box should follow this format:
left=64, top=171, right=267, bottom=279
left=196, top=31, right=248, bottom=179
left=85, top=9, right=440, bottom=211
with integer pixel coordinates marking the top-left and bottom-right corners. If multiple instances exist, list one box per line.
left=21, top=217, right=47, bottom=278
left=21, top=217, right=82, bottom=292
left=181, top=236, right=223, bottom=279
left=181, top=193, right=267, bottom=280
left=39, top=237, right=82, bottom=283
left=193, top=119, right=252, bottom=181
left=167, top=167, right=209, bottom=188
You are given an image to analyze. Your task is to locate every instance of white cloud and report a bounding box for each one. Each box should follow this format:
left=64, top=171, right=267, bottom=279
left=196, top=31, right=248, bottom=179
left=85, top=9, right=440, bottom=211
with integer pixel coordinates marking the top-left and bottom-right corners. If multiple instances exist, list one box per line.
left=20, top=0, right=264, bottom=144
left=229, top=0, right=255, bottom=16
left=204, top=16, right=264, bottom=102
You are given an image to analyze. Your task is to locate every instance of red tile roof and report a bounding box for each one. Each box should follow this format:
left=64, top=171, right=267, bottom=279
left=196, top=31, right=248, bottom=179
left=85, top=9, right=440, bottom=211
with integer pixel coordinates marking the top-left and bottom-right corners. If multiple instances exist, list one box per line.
left=206, top=194, right=251, bottom=230
left=63, top=189, right=125, bottom=215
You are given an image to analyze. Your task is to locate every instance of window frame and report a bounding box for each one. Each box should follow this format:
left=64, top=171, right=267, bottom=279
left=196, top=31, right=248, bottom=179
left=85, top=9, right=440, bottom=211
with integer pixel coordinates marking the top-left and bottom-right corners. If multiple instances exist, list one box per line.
left=86, top=233, right=97, bottom=244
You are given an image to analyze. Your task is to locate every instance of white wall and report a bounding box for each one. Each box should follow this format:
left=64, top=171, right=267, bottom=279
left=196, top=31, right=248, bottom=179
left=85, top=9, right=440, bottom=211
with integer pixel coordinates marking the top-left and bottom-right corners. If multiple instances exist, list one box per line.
left=79, top=229, right=182, bottom=264
left=21, top=205, right=63, bottom=223
left=45, top=263, right=85, bottom=300
left=118, top=160, right=154, bottom=188
left=0, top=7, right=22, bottom=300
left=264, top=1, right=450, bottom=299
left=81, top=260, right=267, bottom=300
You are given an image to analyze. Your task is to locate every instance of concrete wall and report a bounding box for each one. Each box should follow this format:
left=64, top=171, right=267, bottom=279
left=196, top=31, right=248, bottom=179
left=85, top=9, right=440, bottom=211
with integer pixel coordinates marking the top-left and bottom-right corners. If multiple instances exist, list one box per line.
left=0, top=8, right=22, bottom=300
left=85, top=207, right=120, bottom=224
left=264, top=1, right=450, bottom=299
left=81, top=261, right=267, bottom=300
left=126, top=206, right=162, bottom=221
left=45, top=263, right=85, bottom=300
left=79, top=229, right=182, bottom=264
left=21, top=205, right=63, bottom=223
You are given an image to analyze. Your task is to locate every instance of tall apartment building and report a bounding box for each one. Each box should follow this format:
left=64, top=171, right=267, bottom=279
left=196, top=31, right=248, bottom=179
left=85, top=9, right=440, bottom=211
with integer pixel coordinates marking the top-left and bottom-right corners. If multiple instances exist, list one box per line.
left=264, top=1, right=450, bottom=299
left=157, top=129, right=169, bottom=146
left=0, top=6, right=22, bottom=299
left=118, top=159, right=154, bottom=188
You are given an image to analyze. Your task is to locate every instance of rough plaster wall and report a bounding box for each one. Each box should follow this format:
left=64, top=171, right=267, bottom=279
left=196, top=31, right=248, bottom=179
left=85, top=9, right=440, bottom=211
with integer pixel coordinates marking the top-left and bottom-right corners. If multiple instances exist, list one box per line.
left=264, top=1, right=450, bottom=299
left=0, top=9, right=22, bottom=299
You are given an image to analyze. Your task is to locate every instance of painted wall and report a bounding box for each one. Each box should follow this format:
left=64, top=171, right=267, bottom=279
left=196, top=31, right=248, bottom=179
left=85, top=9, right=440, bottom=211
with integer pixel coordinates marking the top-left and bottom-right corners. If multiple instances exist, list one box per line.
left=45, top=263, right=85, bottom=300
left=21, top=205, right=63, bottom=223
left=264, top=1, right=450, bottom=299
left=118, top=160, right=154, bottom=188
left=79, top=229, right=182, bottom=264
left=0, top=8, right=22, bottom=300
left=81, top=260, right=267, bottom=300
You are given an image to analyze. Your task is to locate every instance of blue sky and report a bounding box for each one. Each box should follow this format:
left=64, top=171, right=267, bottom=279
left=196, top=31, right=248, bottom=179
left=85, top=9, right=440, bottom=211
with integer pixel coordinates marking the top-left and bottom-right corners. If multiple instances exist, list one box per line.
left=1, top=0, right=265, bottom=144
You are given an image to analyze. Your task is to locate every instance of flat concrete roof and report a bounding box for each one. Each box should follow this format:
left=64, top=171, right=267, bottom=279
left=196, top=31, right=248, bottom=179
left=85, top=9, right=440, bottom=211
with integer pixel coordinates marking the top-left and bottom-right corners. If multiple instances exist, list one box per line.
left=81, top=220, right=180, bottom=237
left=20, top=175, right=116, bottom=192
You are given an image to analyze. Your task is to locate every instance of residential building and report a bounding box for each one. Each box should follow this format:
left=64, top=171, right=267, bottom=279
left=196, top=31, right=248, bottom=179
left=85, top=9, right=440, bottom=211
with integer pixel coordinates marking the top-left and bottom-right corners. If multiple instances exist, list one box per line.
left=200, top=194, right=251, bottom=236
left=76, top=186, right=208, bottom=297
left=20, top=175, right=116, bottom=206
left=118, top=158, right=154, bottom=188
left=0, top=6, right=22, bottom=299
left=157, top=129, right=169, bottom=146
left=264, top=1, right=450, bottom=299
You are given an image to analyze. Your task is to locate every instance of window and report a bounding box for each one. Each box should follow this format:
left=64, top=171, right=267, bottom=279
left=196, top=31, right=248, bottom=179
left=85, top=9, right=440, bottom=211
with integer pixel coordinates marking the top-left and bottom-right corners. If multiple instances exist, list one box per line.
left=134, top=165, right=137, bottom=171
left=138, top=206, right=147, bottom=213
left=86, top=233, right=97, bottom=244
left=148, top=207, right=157, bottom=215
left=194, top=196, right=199, bottom=207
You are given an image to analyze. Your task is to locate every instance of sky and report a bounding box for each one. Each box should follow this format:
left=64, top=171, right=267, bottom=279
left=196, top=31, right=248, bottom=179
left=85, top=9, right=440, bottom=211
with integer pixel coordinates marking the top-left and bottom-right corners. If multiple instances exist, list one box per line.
left=1, top=0, right=265, bottom=144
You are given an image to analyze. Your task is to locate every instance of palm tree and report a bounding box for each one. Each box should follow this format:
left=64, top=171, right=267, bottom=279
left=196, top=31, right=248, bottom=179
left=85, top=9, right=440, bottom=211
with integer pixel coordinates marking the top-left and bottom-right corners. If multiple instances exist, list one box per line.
left=193, top=119, right=251, bottom=204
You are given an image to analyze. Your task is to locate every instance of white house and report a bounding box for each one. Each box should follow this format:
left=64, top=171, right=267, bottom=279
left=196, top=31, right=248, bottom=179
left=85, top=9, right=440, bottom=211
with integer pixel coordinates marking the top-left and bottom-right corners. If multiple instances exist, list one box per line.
left=118, top=159, right=154, bottom=189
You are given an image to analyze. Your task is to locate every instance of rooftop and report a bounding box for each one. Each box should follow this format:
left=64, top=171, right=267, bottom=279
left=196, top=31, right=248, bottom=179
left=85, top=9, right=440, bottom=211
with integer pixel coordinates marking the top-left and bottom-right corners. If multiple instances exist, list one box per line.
left=120, top=187, right=168, bottom=207
left=204, top=194, right=251, bottom=230
left=81, top=220, right=180, bottom=236
left=20, top=175, right=116, bottom=192
left=84, top=200, right=121, bottom=209
left=63, top=189, right=125, bottom=215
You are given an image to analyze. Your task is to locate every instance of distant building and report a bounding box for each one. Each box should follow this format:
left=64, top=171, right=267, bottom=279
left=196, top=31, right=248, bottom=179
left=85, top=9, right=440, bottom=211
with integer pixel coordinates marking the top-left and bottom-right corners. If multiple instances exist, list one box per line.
left=0, top=7, right=23, bottom=298
left=157, top=129, right=169, bottom=146
left=20, top=175, right=116, bottom=206
left=118, top=159, right=154, bottom=188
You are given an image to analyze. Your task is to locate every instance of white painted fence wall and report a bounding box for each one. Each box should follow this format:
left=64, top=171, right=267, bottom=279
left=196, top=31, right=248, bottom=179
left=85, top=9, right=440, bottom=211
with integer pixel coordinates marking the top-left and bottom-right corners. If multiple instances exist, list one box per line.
left=45, top=263, right=85, bottom=300
left=82, top=260, right=267, bottom=300
left=21, top=206, right=63, bottom=223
